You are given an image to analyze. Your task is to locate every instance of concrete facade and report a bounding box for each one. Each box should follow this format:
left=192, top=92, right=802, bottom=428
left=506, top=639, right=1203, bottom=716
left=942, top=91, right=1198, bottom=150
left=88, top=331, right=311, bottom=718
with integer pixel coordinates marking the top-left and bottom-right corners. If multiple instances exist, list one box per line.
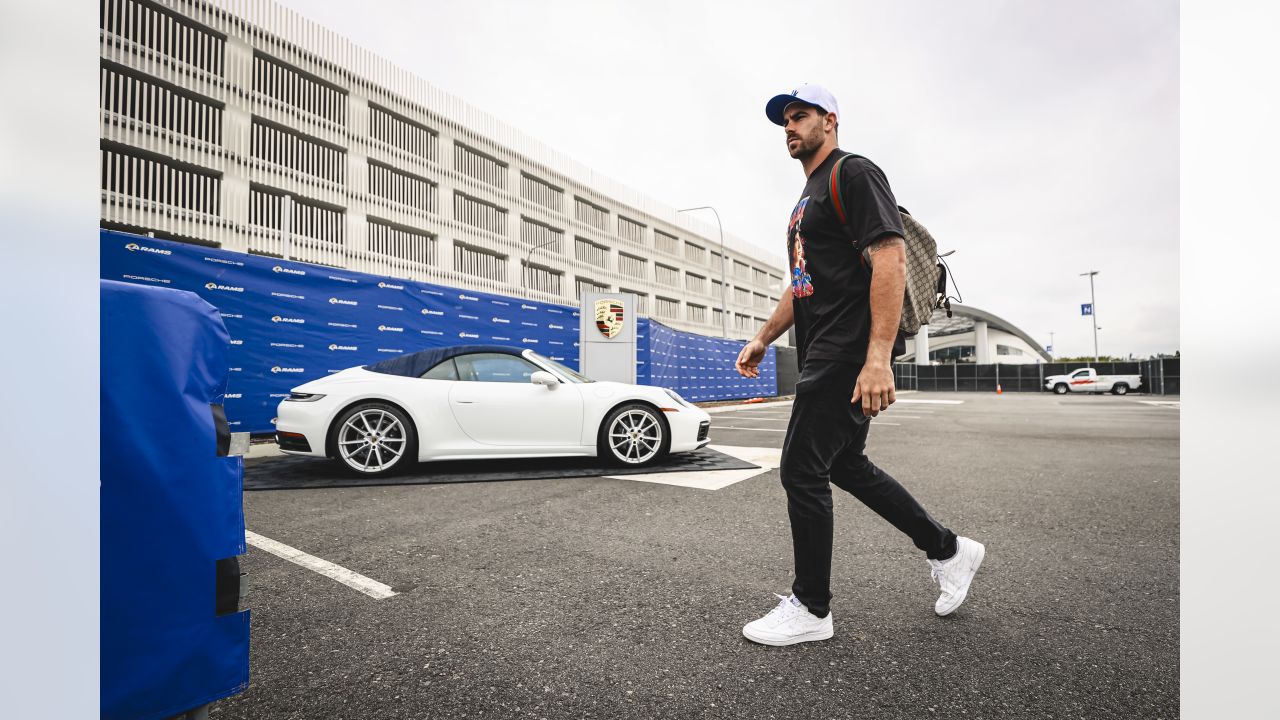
left=99, top=0, right=787, bottom=340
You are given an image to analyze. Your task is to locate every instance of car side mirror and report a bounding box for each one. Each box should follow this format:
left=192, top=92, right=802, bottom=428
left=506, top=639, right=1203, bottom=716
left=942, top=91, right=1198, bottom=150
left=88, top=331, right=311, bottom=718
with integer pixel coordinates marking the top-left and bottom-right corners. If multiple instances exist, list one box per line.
left=530, top=371, right=558, bottom=388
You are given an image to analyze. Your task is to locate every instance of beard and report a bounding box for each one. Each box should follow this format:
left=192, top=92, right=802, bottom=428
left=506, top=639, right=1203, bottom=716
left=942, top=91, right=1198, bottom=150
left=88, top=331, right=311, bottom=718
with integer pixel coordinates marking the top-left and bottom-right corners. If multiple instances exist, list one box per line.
left=787, top=124, right=825, bottom=159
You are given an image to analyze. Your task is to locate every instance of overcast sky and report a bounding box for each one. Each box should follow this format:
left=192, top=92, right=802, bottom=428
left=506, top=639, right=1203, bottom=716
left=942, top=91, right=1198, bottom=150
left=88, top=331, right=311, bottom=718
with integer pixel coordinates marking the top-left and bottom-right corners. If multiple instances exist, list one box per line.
left=276, top=0, right=1178, bottom=359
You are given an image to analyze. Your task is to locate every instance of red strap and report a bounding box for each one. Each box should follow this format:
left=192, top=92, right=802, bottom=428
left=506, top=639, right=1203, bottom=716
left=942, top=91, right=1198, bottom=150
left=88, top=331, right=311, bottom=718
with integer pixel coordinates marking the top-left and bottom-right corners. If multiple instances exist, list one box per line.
left=829, top=154, right=865, bottom=267
left=830, top=154, right=849, bottom=225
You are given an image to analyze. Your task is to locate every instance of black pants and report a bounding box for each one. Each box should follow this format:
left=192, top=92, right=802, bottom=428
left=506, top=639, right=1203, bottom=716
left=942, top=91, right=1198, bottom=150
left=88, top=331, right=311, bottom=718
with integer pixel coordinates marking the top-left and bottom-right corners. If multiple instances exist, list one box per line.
left=780, top=361, right=957, bottom=618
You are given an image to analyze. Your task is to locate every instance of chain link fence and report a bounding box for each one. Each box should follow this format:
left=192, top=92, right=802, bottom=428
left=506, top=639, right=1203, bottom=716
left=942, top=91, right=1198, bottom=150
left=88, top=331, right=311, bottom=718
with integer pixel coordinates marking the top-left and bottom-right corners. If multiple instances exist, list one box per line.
left=771, top=348, right=1178, bottom=396
left=893, top=358, right=1179, bottom=395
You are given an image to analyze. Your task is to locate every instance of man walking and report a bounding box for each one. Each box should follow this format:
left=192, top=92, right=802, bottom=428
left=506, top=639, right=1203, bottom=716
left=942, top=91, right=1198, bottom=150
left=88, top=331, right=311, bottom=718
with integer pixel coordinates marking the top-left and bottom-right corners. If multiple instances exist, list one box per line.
left=735, top=84, right=985, bottom=646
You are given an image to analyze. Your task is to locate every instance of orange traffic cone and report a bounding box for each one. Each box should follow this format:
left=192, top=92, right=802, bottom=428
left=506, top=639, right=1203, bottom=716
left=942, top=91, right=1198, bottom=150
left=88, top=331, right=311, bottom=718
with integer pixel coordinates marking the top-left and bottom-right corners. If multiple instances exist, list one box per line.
left=996, top=384, right=1003, bottom=394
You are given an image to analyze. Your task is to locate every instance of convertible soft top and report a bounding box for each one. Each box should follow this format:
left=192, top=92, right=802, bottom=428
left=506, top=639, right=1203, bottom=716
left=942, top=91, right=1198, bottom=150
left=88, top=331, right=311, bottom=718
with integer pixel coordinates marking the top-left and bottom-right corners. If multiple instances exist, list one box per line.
left=363, top=344, right=525, bottom=378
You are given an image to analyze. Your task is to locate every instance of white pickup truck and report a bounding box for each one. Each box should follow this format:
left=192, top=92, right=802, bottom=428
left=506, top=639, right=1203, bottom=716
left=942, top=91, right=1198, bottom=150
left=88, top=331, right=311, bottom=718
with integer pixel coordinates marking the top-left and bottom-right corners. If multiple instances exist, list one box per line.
left=1045, top=368, right=1142, bottom=395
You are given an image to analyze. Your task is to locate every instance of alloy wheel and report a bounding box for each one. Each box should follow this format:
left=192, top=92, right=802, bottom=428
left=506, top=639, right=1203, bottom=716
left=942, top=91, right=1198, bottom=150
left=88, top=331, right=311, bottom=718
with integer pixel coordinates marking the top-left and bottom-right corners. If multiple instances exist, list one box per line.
left=607, top=409, right=663, bottom=464
left=337, top=408, right=407, bottom=473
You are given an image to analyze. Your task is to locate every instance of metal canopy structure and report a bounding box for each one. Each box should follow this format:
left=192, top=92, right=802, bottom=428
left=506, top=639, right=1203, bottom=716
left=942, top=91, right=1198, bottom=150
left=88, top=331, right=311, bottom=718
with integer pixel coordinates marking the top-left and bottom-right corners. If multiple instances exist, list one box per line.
left=925, top=303, right=1052, bottom=362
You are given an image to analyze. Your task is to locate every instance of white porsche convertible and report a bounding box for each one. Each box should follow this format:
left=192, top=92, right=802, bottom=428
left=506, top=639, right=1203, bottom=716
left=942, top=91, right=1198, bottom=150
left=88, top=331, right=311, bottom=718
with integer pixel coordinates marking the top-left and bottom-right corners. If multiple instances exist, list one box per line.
left=274, top=345, right=712, bottom=476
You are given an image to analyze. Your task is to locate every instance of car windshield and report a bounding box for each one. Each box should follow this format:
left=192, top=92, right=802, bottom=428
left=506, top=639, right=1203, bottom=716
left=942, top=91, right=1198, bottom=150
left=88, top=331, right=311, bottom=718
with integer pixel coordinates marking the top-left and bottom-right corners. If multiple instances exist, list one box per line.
left=527, top=351, right=594, bottom=383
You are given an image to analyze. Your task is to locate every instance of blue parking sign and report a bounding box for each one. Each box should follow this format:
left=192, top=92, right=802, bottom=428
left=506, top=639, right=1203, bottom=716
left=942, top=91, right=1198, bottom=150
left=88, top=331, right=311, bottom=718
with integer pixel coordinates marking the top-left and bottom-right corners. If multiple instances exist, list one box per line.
left=1081, top=303, right=1093, bottom=316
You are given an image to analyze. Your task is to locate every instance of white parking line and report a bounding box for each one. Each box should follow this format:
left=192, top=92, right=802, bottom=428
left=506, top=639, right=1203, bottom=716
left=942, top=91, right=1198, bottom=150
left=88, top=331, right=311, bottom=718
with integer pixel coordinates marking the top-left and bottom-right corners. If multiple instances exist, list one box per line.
left=245, top=530, right=398, bottom=600
left=736, top=407, right=928, bottom=415
left=703, top=401, right=794, bottom=414
left=896, top=399, right=965, bottom=405
left=726, top=416, right=920, bottom=422
left=1138, top=400, right=1180, bottom=409
left=605, top=445, right=780, bottom=490
left=714, top=420, right=901, bottom=432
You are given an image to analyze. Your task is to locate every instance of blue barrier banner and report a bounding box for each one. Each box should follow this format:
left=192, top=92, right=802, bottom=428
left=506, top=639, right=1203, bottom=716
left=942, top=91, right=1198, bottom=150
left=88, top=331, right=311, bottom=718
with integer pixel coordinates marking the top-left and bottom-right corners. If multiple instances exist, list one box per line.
left=101, top=280, right=249, bottom=720
left=101, top=230, right=776, bottom=432
left=640, top=319, right=777, bottom=401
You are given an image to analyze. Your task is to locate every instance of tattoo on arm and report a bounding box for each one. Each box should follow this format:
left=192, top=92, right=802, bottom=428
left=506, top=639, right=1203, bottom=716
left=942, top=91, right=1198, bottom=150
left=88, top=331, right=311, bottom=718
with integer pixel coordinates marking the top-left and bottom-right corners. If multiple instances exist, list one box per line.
left=865, top=235, right=905, bottom=256
left=863, top=235, right=905, bottom=267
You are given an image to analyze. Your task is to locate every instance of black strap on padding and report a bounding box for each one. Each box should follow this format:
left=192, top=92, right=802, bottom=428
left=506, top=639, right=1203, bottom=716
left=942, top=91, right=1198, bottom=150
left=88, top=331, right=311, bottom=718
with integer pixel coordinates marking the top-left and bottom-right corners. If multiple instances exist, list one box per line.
left=210, top=403, right=230, bottom=457
left=215, top=556, right=242, bottom=616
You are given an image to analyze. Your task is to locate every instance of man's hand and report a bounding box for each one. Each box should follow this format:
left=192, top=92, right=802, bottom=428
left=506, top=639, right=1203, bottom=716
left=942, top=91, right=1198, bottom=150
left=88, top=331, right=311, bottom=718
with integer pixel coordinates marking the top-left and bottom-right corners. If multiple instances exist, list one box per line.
left=852, top=362, right=896, bottom=417
left=735, top=339, right=768, bottom=378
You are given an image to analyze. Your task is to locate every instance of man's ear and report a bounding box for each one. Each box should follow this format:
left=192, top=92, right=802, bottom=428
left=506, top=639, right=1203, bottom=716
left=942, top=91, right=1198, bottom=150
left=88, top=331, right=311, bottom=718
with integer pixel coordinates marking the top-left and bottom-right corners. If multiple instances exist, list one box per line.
left=826, top=112, right=839, bottom=135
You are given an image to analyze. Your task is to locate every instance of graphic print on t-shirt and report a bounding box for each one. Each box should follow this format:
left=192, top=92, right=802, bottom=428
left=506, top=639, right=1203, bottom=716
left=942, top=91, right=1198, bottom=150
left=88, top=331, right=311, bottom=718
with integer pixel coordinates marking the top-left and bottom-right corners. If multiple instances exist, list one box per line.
left=789, top=196, right=814, bottom=298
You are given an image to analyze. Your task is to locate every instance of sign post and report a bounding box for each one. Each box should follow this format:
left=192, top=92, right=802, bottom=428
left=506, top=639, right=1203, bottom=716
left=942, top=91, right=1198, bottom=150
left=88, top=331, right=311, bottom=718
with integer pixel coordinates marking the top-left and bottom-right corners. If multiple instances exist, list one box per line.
left=1080, top=270, right=1100, bottom=362
left=579, top=292, right=638, bottom=384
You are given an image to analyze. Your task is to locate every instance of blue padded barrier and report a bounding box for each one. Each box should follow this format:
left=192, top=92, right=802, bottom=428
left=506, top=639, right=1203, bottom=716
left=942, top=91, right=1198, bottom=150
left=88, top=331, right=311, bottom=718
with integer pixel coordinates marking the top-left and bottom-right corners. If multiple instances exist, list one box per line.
left=101, top=279, right=249, bottom=720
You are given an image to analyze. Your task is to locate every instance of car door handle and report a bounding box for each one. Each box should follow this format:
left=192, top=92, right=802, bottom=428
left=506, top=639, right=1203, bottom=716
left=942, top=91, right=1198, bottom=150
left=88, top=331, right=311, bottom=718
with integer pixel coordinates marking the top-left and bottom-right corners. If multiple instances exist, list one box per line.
left=455, top=400, right=474, bottom=404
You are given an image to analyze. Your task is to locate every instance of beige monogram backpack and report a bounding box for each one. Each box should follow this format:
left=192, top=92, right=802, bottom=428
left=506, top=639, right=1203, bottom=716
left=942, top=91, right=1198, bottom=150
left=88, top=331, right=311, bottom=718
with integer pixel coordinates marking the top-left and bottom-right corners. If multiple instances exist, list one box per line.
left=830, top=153, right=954, bottom=335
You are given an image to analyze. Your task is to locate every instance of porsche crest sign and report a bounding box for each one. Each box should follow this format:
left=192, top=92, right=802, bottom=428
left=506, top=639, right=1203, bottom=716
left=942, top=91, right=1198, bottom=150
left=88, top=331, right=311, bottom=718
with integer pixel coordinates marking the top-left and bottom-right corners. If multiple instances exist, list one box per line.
left=580, top=291, right=636, bottom=384
left=594, top=298, right=625, bottom=339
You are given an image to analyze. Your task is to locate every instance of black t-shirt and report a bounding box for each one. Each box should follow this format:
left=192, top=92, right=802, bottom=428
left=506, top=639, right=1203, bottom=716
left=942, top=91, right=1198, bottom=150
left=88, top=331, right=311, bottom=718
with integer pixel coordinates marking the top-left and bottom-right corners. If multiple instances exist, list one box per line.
left=786, top=149, right=907, bottom=373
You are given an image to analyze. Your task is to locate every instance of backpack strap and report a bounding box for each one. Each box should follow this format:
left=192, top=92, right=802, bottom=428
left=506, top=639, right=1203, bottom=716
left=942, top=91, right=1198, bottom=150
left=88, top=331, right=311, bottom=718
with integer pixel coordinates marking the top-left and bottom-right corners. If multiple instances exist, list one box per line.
left=829, top=154, right=851, bottom=226
left=828, top=153, right=867, bottom=267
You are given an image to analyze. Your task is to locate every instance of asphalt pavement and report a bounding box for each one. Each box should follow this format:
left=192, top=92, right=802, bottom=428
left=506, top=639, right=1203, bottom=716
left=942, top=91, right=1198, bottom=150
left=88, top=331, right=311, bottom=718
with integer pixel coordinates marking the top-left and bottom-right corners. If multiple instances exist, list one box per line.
left=216, top=391, right=1179, bottom=720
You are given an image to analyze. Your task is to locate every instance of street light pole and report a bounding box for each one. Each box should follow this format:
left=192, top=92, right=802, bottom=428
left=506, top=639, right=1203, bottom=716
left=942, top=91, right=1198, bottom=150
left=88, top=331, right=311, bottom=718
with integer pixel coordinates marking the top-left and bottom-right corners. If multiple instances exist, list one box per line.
left=1048, top=331, right=1054, bottom=360
left=677, top=206, right=727, bottom=338
left=522, top=236, right=559, bottom=293
left=1080, top=270, right=1100, bottom=363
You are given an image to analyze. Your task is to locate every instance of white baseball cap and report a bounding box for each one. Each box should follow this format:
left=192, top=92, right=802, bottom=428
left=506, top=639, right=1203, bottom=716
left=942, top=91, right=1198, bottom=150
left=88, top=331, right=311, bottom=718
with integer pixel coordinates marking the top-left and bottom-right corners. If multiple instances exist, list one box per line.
left=765, top=83, right=840, bottom=126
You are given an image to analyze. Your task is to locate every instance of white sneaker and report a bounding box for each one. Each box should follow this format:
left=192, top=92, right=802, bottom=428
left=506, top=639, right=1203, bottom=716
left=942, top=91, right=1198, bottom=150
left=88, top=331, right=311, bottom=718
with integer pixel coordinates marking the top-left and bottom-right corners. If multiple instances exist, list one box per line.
left=928, top=536, right=986, bottom=616
left=742, top=593, right=834, bottom=646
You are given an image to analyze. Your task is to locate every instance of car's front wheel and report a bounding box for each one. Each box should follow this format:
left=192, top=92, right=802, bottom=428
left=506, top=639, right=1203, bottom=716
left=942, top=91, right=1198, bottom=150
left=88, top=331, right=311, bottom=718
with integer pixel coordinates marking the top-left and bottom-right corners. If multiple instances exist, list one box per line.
left=599, top=403, right=669, bottom=467
left=1053, top=383, right=1069, bottom=395
left=330, top=402, right=417, bottom=476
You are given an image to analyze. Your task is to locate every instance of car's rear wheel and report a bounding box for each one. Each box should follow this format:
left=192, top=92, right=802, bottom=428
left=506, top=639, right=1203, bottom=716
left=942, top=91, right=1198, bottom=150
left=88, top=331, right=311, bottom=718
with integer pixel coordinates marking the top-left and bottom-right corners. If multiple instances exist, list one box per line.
left=331, top=402, right=417, bottom=476
left=599, top=404, right=669, bottom=467
left=1112, top=383, right=1129, bottom=395
left=1053, top=383, right=1069, bottom=395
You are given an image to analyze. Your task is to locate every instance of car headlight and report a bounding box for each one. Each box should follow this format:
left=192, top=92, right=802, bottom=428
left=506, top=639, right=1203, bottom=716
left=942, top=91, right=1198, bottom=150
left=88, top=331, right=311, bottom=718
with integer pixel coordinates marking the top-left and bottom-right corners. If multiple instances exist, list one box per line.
left=285, top=392, right=326, bottom=402
left=662, top=388, right=692, bottom=408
